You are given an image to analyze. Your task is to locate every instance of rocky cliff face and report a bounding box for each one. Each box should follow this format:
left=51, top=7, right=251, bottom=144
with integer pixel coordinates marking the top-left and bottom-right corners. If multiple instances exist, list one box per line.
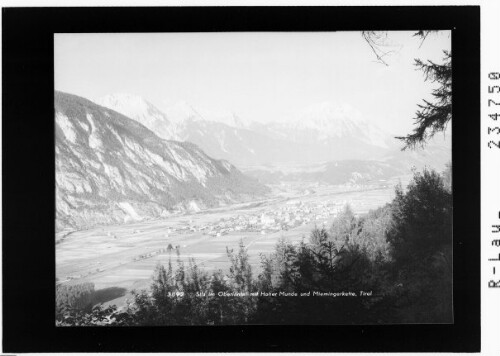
left=55, top=91, right=268, bottom=232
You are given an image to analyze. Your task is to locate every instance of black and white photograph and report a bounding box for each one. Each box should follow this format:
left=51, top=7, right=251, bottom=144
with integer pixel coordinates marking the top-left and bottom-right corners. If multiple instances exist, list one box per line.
left=54, top=31, right=454, bottom=326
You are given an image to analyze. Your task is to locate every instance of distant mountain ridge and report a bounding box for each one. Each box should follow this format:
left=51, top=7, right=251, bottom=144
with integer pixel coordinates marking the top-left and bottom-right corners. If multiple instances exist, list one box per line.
left=95, top=94, right=411, bottom=167
left=56, top=91, right=268, bottom=232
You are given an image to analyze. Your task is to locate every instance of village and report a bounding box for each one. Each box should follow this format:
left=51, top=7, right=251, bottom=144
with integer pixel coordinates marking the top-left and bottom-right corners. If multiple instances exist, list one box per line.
left=169, top=198, right=349, bottom=238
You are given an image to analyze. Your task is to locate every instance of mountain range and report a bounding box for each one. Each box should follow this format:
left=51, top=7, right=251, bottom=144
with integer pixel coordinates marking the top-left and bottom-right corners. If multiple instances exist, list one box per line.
left=95, top=93, right=451, bottom=175
left=56, top=91, right=268, bottom=232
left=95, top=94, right=405, bottom=167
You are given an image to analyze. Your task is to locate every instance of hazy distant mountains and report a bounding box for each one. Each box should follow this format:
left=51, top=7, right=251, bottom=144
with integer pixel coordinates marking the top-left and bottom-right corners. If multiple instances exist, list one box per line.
left=95, top=94, right=402, bottom=167
left=55, top=91, right=268, bottom=231
left=95, top=93, right=450, bottom=177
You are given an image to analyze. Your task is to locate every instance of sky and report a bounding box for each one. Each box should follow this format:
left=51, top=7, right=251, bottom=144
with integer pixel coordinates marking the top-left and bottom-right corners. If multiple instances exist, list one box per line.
left=55, top=31, right=450, bottom=135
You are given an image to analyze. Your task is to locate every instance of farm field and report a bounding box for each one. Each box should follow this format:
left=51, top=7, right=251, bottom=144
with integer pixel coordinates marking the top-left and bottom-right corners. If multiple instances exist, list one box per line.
left=56, top=177, right=410, bottom=307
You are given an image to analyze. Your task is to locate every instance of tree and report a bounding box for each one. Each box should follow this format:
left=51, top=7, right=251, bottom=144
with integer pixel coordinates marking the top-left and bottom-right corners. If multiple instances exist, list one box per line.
left=442, top=161, right=452, bottom=192
left=361, top=31, right=399, bottom=66
left=226, top=240, right=254, bottom=293
left=56, top=282, right=95, bottom=319
left=386, top=169, right=453, bottom=323
left=329, top=204, right=357, bottom=250
left=363, top=31, right=453, bottom=321
left=353, top=205, right=392, bottom=262
left=387, top=169, right=452, bottom=263
left=397, top=51, right=452, bottom=148
left=362, top=31, right=452, bottom=149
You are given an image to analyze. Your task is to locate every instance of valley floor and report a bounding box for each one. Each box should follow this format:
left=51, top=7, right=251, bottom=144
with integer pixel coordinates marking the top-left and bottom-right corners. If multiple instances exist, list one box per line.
left=56, top=176, right=411, bottom=308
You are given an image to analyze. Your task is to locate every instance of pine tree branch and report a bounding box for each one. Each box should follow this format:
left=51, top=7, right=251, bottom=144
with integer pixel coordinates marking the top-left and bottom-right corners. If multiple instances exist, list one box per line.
left=398, top=51, right=452, bottom=149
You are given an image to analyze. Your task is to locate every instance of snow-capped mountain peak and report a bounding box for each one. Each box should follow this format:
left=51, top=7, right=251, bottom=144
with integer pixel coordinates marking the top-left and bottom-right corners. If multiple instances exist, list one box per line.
left=163, top=101, right=204, bottom=124
left=95, top=93, right=182, bottom=140
left=95, top=93, right=155, bottom=121
left=294, top=102, right=365, bottom=131
left=197, top=109, right=251, bottom=129
left=163, top=102, right=251, bottom=129
left=267, top=101, right=390, bottom=149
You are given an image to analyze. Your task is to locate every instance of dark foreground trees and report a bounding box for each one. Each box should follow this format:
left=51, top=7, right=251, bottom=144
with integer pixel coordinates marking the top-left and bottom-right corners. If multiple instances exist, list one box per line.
left=56, top=167, right=453, bottom=326
left=387, top=169, right=453, bottom=323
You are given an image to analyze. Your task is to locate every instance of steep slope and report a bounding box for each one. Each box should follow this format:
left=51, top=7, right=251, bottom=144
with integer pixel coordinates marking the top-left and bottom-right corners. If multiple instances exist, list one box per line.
left=55, top=91, right=268, bottom=232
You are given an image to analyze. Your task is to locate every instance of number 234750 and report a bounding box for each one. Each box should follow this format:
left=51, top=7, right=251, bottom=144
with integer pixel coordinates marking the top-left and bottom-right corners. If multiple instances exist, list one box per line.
left=488, top=72, right=500, bottom=149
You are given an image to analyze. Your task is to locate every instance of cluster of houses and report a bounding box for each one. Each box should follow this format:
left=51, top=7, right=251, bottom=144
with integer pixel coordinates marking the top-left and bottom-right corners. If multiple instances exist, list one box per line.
left=171, top=200, right=348, bottom=238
